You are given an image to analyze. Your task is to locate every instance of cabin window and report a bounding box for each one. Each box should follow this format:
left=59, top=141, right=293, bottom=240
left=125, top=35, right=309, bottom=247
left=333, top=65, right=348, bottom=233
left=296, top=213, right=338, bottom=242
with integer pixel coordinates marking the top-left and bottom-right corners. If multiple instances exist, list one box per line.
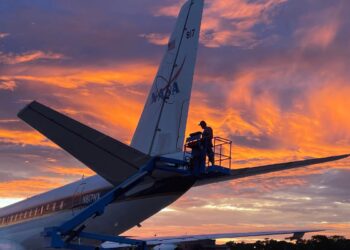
left=14, top=214, right=18, bottom=221
left=29, top=210, right=32, bottom=217
left=52, top=202, right=56, bottom=211
left=41, top=206, right=44, bottom=214
left=24, top=211, right=27, bottom=219
left=46, top=204, right=50, bottom=211
left=34, top=208, right=38, bottom=216
left=60, top=201, right=64, bottom=210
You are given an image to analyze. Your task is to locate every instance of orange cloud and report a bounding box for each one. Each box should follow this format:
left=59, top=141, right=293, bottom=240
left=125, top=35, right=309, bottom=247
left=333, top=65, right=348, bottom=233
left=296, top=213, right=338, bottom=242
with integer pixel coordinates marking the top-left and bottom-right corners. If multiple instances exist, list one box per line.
left=45, top=84, right=146, bottom=143
left=0, top=167, right=94, bottom=199
left=0, top=78, right=16, bottom=91
left=0, top=128, right=56, bottom=148
left=0, top=177, right=65, bottom=198
left=1, top=0, right=350, bottom=242
left=308, top=84, right=350, bottom=144
left=2, top=62, right=156, bottom=89
left=222, top=65, right=350, bottom=151
left=0, top=51, right=65, bottom=64
left=46, top=166, right=95, bottom=177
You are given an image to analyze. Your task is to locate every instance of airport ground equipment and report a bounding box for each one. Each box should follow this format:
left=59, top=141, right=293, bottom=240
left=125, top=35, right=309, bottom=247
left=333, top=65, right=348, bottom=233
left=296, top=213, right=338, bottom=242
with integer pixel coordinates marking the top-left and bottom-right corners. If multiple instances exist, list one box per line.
left=43, top=144, right=233, bottom=250
left=184, top=133, right=233, bottom=172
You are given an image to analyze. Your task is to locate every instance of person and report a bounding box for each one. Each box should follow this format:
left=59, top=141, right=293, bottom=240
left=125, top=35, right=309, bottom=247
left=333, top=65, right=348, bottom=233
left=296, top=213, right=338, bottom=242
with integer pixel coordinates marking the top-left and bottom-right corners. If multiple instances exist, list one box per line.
left=199, top=120, right=215, bottom=166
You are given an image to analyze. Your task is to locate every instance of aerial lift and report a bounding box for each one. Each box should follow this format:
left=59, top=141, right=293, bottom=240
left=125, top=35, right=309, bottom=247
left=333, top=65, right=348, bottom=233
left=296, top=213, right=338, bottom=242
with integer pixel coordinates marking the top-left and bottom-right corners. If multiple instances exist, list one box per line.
left=43, top=134, right=233, bottom=250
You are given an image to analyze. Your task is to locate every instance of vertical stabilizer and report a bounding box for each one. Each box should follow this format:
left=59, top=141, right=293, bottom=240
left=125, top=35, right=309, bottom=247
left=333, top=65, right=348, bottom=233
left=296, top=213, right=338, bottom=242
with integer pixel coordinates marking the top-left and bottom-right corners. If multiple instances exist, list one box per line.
left=131, top=0, right=204, bottom=156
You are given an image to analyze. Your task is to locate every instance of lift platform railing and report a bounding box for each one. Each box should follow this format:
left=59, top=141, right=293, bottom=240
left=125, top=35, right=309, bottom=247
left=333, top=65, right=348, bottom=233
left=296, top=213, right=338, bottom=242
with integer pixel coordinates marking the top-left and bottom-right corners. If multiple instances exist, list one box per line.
left=212, top=137, right=232, bottom=169
left=184, top=134, right=232, bottom=169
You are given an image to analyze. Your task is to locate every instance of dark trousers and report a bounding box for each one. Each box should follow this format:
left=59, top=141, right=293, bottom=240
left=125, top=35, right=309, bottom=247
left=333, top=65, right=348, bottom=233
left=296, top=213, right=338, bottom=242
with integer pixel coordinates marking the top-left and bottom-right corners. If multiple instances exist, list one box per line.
left=205, top=145, right=215, bottom=165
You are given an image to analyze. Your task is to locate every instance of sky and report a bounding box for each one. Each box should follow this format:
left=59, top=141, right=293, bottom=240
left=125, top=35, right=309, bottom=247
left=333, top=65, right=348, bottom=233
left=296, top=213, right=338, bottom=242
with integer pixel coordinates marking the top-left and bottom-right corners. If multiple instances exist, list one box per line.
left=1, top=0, right=350, bottom=241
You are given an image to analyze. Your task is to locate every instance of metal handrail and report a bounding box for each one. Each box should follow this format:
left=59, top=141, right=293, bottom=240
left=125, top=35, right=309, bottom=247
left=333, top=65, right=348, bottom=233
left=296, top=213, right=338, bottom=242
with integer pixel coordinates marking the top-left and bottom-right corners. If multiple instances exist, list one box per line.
left=184, top=135, right=233, bottom=169
left=213, top=137, right=232, bottom=169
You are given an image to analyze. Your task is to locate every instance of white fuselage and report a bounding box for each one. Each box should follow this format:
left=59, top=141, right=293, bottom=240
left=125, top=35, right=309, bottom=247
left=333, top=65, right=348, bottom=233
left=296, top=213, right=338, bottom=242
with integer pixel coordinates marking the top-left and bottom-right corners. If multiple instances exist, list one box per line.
left=0, top=172, right=194, bottom=250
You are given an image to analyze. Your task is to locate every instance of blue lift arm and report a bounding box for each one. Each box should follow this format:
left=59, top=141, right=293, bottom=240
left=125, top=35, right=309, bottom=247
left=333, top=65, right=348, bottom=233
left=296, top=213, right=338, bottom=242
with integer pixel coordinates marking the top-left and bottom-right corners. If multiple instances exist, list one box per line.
left=43, top=157, right=190, bottom=250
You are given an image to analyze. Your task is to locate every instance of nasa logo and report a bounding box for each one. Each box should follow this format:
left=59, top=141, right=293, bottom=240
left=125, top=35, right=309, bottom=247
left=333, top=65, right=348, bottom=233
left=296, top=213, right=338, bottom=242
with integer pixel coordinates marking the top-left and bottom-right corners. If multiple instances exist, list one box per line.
left=151, top=81, right=180, bottom=104
left=150, top=58, right=186, bottom=105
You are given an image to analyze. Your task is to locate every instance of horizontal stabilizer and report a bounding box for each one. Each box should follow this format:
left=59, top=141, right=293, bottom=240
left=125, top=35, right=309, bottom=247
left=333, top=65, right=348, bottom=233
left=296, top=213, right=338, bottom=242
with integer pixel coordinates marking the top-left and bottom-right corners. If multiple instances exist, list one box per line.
left=230, top=154, right=350, bottom=179
left=197, top=154, right=350, bottom=186
left=18, top=101, right=150, bottom=185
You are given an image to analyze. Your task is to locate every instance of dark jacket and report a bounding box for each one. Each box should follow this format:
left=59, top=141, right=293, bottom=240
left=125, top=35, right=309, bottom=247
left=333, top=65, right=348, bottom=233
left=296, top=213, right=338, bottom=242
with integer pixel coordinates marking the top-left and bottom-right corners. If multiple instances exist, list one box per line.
left=202, top=126, right=213, bottom=147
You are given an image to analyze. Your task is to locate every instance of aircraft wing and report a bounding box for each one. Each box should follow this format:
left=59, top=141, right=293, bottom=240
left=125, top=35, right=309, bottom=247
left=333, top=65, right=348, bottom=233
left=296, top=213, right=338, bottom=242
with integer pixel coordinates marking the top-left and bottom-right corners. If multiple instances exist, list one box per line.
left=101, top=229, right=324, bottom=248
left=18, top=101, right=151, bottom=186
left=196, top=154, right=350, bottom=186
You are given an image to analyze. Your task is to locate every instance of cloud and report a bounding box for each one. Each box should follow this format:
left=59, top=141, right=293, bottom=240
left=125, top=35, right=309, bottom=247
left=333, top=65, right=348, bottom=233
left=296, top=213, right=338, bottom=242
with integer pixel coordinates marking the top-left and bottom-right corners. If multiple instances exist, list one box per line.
left=202, top=204, right=261, bottom=212
left=139, top=33, right=169, bottom=46
left=0, top=78, right=16, bottom=91
left=0, top=33, right=9, bottom=39
left=1, top=0, right=350, bottom=240
left=153, top=1, right=185, bottom=17
left=45, top=166, right=95, bottom=177
left=0, top=128, right=56, bottom=148
left=295, top=6, right=341, bottom=49
left=0, top=51, right=66, bottom=65
left=2, top=62, right=156, bottom=89
left=296, top=21, right=339, bottom=49
left=155, top=0, right=287, bottom=48
left=0, top=198, right=23, bottom=208
left=203, top=0, right=287, bottom=48
left=0, top=176, right=66, bottom=198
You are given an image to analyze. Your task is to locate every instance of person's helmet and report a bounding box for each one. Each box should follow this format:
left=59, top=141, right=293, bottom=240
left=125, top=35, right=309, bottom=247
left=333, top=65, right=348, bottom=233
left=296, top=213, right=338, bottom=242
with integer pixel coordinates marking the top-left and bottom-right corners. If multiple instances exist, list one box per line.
left=199, top=120, right=206, bottom=127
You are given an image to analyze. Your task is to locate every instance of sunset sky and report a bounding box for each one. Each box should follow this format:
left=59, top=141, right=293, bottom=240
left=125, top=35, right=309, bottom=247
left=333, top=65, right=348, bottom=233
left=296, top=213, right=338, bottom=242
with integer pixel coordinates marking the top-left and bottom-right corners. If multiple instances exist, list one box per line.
left=1, top=0, right=350, bottom=241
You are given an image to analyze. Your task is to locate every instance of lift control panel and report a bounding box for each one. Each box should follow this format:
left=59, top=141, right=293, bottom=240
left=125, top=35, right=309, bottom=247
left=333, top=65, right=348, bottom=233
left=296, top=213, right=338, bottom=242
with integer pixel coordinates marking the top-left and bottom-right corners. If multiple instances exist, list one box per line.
left=184, top=132, right=233, bottom=171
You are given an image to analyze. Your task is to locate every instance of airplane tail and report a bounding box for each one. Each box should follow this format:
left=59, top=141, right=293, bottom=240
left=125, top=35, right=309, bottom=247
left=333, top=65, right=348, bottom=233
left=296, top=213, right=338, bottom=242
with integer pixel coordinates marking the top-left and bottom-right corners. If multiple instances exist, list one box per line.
left=131, top=0, right=204, bottom=156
